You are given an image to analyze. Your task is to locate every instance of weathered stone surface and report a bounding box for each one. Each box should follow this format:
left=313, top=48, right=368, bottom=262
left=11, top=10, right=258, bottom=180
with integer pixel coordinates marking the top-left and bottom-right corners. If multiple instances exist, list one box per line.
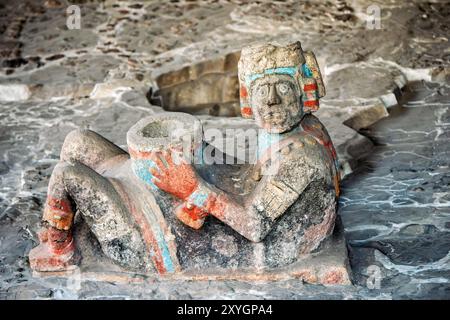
left=32, top=217, right=351, bottom=285
left=0, top=0, right=449, bottom=299
left=27, top=41, right=346, bottom=284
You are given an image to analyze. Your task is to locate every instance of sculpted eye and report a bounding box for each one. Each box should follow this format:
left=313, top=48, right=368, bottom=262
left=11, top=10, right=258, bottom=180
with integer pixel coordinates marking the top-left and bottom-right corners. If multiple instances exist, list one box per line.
left=277, top=83, right=291, bottom=94
left=256, top=85, right=268, bottom=97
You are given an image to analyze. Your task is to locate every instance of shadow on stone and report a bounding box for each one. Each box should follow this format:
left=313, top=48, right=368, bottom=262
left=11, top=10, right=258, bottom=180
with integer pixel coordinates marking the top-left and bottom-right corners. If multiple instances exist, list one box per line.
left=148, top=52, right=241, bottom=117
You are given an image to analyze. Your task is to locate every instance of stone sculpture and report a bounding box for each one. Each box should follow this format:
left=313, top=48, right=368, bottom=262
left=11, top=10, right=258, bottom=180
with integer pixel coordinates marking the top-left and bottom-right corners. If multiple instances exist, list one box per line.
left=29, top=42, right=350, bottom=284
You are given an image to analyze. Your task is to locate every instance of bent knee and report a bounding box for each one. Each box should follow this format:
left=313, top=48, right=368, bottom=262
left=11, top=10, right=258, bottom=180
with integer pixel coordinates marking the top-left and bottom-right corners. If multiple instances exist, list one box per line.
left=62, top=128, right=103, bottom=149
left=52, top=160, right=91, bottom=179
left=51, top=161, right=73, bottom=176
left=60, top=129, right=127, bottom=167
left=61, top=129, right=97, bottom=162
left=64, top=129, right=94, bottom=144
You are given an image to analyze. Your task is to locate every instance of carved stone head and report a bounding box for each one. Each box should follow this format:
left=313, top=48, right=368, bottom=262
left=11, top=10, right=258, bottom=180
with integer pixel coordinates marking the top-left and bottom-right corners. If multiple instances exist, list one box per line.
left=238, top=42, right=325, bottom=134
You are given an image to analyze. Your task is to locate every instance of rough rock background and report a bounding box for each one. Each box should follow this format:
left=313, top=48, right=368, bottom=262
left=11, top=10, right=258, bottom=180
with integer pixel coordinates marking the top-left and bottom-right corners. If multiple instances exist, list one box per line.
left=0, top=0, right=449, bottom=299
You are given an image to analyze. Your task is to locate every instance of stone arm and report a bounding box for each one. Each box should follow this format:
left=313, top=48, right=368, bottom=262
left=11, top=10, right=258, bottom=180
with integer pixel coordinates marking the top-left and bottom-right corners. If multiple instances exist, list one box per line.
left=150, top=137, right=331, bottom=242
left=184, top=176, right=303, bottom=242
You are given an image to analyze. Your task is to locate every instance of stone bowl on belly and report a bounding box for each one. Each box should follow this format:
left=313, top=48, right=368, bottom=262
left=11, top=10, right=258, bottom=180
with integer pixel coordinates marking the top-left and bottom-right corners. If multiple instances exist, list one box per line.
left=126, top=112, right=203, bottom=187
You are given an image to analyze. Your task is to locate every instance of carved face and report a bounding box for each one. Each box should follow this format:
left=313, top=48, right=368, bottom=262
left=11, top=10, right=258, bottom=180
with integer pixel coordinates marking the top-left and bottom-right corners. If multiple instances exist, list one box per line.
left=250, top=74, right=303, bottom=134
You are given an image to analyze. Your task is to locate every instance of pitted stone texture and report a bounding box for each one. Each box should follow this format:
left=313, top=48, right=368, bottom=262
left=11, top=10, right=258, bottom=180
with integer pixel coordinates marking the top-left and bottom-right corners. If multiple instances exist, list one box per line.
left=127, top=112, right=202, bottom=154
left=238, top=42, right=305, bottom=80
left=2, top=81, right=448, bottom=300
left=0, top=0, right=444, bottom=176
left=152, top=51, right=241, bottom=116
left=0, top=0, right=449, bottom=299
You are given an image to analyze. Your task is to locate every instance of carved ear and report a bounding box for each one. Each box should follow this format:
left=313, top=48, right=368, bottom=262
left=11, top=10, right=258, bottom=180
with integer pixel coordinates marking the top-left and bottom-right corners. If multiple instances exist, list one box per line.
left=303, top=51, right=325, bottom=98
left=239, top=83, right=253, bottom=118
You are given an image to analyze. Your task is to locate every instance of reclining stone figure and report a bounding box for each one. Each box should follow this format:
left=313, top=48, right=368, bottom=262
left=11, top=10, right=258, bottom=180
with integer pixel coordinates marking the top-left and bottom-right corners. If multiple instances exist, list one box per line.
left=29, top=42, right=345, bottom=282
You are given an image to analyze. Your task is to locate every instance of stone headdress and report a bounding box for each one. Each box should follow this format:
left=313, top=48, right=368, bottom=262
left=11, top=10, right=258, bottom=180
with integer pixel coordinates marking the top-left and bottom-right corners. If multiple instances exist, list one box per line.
left=237, top=41, right=325, bottom=118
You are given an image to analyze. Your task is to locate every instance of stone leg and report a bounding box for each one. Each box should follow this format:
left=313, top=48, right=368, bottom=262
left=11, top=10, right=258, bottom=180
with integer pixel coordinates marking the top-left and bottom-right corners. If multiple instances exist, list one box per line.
left=30, top=129, right=142, bottom=272
left=41, top=129, right=128, bottom=232
left=60, top=129, right=128, bottom=171
left=30, top=161, right=149, bottom=272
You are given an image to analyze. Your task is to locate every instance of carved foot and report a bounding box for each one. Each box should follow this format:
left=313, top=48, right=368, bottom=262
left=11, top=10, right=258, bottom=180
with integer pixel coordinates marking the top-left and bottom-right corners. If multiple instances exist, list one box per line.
left=29, top=227, right=80, bottom=272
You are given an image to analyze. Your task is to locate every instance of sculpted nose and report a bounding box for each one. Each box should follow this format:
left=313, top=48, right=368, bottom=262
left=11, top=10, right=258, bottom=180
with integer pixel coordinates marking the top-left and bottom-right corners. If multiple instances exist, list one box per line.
left=267, top=84, right=281, bottom=106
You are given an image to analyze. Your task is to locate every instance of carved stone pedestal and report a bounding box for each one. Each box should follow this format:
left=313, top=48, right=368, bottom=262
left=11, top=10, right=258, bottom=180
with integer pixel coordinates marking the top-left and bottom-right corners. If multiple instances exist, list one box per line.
left=33, top=217, right=351, bottom=285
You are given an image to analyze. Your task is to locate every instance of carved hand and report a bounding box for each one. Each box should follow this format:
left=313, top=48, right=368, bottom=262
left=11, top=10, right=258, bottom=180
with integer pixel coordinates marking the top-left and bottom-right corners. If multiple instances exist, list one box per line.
left=150, top=150, right=210, bottom=229
left=149, top=150, right=199, bottom=200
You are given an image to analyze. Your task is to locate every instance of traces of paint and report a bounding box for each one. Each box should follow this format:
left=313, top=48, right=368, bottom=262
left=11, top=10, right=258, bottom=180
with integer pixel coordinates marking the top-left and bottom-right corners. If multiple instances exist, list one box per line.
left=301, top=121, right=341, bottom=197
left=114, top=174, right=177, bottom=274
left=195, top=143, right=204, bottom=166
left=188, top=189, right=209, bottom=207
left=265, top=66, right=297, bottom=76
left=302, top=77, right=319, bottom=112
left=256, top=127, right=303, bottom=160
left=303, top=100, right=319, bottom=109
left=302, top=64, right=313, bottom=78
left=246, top=73, right=264, bottom=86
left=241, top=106, right=253, bottom=117
left=304, top=83, right=318, bottom=91
left=129, top=151, right=193, bottom=273
left=129, top=147, right=161, bottom=190
left=257, top=130, right=282, bottom=160
left=256, top=121, right=340, bottom=197
left=240, top=83, right=253, bottom=118
left=246, top=66, right=298, bottom=87
left=47, top=196, right=73, bottom=214
left=150, top=218, right=176, bottom=273
left=131, top=159, right=159, bottom=190
left=242, top=64, right=320, bottom=117
left=240, top=84, right=248, bottom=98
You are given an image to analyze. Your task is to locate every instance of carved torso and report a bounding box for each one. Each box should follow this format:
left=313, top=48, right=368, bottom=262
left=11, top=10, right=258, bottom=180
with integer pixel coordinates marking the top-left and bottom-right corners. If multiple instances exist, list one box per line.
left=93, top=114, right=339, bottom=274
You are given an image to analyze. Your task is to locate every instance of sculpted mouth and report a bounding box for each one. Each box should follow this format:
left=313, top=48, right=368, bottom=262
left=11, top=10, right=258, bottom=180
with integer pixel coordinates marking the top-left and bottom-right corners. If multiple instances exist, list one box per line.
left=263, top=111, right=286, bottom=121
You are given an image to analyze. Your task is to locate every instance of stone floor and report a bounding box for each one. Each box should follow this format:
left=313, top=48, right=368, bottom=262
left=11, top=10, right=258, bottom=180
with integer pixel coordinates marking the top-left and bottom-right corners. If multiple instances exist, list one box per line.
left=0, top=0, right=449, bottom=299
